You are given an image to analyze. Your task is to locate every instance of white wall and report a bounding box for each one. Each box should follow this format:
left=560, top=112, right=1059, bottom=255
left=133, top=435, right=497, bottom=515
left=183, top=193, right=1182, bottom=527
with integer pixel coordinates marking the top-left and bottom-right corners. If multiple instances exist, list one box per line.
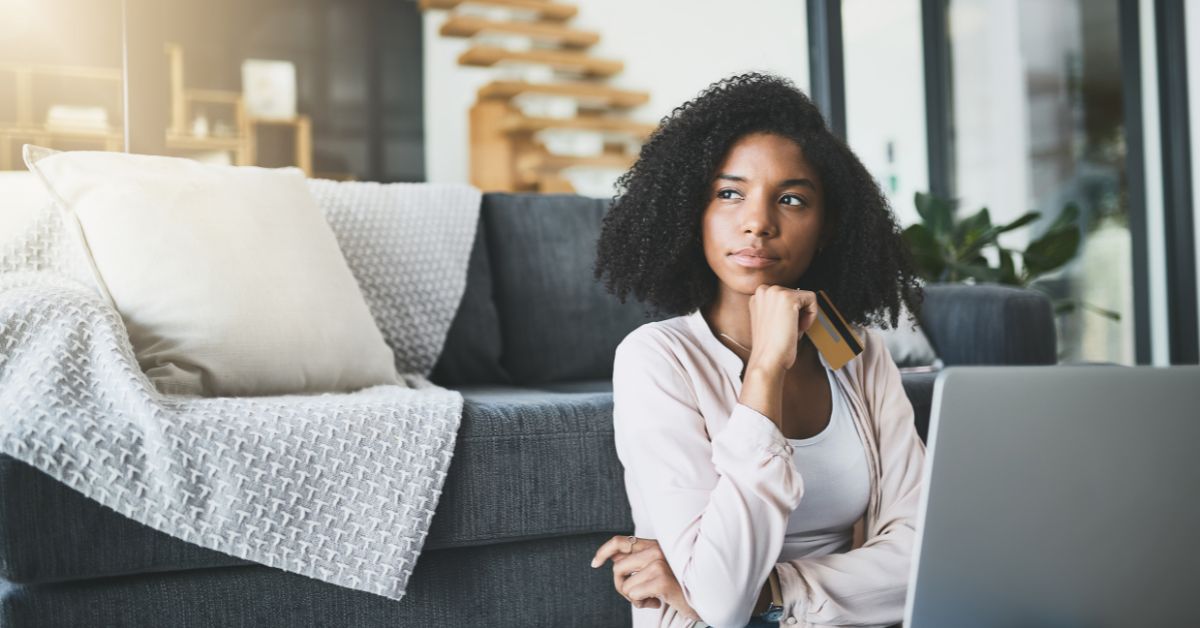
left=948, top=0, right=1030, bottom=246
left=422, top=0, right=809, bottom=197
left=843, top=0, right=927, bottom=227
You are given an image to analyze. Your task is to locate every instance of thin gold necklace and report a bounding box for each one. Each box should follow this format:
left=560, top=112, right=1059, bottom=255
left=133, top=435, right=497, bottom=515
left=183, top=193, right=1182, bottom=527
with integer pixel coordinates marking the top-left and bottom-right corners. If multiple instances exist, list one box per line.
left=718, top=332, right=751, bottom=354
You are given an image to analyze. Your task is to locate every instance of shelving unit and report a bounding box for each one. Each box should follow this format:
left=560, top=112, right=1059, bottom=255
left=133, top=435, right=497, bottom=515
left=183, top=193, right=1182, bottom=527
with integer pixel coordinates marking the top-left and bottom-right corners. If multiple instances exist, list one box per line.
left=0, top=63, right=124, bottom=170
left=164, top=43, right=312, bottom=175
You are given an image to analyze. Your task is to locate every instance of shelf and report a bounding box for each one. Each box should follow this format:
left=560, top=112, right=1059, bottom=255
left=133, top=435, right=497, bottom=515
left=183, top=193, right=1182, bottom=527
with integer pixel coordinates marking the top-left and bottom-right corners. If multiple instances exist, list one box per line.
left=164, top=132, right=244, bottom=151
left=184, top=88, right=241, bottom=104
left=1, top=126, right=122, bottom=142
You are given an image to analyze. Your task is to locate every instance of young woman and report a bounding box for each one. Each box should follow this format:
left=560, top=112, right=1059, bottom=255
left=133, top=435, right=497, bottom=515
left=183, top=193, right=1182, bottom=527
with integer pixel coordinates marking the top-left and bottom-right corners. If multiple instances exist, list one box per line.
left=588, top=72, right=927, bottom=628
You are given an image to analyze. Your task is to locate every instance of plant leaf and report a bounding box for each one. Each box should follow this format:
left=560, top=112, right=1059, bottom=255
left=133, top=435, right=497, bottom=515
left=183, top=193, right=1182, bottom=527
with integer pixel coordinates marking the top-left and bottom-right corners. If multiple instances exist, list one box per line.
left=998, top=248, right=1018, bottom=284
left=947, top=260, right=1001, bottom=283
left=1024, top=226, right=1081, bottom=277
left=996, top=211, right=1040, bottom=235
left=902, top=224, right=945, bottom=282
left=954, top=207, right=993, bottom=254
left=1080, top=301, right=1122, bottom=321
left=1050, top=202, right=1080, bottom=231
left=915, top=191, right=955, bottom=238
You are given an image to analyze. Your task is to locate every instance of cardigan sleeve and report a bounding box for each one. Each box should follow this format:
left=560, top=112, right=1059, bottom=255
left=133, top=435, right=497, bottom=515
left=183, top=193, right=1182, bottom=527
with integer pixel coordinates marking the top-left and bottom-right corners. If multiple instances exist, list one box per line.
left=612, top=329, right=805, bottom=628
left=772, top=329, right=927, bottom=627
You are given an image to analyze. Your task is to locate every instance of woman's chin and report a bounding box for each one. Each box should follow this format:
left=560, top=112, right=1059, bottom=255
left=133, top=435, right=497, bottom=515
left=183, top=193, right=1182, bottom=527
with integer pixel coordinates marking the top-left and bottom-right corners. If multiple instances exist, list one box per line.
left=730, top=274, right=808, bottom=295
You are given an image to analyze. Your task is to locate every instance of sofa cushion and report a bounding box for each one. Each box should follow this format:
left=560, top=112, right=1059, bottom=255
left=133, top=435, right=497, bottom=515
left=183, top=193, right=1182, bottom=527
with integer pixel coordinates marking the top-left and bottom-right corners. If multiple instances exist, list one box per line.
left=919, top=284, right=1056, bottom=365
left=0, top=369, right=933, bottom=584
left=482, top=193, right=658, bottom=385
left=429, top=216, right=511, bottom=387
left=306, top=178, right=483, bottom=377
left=424, top=386, right=631, bottom=549
left=0, top=454, right=252, bottom=585
left=0, top=533, right=630, bottom=628
left=0, top=386, right=631, bottom=584
left=900, top=371, right=938, bottom=442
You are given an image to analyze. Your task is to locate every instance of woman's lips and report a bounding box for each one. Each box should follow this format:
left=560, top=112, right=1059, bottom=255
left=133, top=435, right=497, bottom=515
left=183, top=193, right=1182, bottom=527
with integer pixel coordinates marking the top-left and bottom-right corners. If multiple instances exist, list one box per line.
left=729, top=253, right=780, bottom=268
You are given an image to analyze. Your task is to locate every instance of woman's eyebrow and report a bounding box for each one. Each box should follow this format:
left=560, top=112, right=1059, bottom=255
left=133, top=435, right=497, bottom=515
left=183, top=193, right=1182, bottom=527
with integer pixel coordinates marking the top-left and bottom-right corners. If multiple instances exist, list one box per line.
left=715, top=173, right=816, bottom=189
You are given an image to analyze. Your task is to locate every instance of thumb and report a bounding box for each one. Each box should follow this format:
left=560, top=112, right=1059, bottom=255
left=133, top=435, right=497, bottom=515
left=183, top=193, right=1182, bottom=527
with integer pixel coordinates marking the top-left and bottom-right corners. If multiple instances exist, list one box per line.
left=799, top=307, right=817, bottom=331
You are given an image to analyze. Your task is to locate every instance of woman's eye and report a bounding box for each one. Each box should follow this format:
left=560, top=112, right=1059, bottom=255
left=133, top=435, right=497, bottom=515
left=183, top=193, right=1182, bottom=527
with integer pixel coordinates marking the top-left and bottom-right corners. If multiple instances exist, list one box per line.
left=717, top=189, right=742, bottom=200
left=781, top=194, right=807, bottom=207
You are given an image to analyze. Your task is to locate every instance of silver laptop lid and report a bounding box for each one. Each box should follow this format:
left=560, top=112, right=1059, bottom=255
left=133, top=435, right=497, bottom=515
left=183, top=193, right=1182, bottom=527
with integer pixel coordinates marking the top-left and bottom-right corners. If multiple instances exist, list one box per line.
left=905, top=365, right=1200, bottom=628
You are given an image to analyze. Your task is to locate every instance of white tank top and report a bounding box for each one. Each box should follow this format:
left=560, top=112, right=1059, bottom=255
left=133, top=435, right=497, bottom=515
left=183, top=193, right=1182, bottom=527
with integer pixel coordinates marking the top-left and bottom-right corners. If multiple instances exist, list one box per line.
left=780, top=366, right=871, bottom=561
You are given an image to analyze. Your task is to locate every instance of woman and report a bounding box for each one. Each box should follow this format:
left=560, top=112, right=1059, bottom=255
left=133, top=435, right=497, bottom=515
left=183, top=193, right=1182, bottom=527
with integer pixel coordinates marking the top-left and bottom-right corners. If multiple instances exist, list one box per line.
left=588, top=72, right=927, bottom=628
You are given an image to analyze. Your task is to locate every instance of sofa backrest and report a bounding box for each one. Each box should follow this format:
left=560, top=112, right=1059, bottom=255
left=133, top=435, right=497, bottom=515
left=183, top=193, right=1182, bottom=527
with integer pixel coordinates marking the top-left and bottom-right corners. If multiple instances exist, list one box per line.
left=919, top=283, right=1057, bottom=366
left=432, top=193, right=660, bottom=387
left=429, top=193, right=1061, bottom=387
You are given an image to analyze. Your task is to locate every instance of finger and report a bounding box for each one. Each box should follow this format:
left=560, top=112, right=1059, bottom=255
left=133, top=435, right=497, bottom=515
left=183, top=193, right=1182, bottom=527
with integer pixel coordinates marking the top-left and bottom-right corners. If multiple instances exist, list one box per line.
left=591, top=534, right=632, bottom=568
left=613, top=561, right=633, bottom=603
left=633, top=597, right=663, bottom=610
left=611, top=548, right=660, bottom=605
left=611, top=547, right=660, bottom=578
left=795, top=292, right=819, bottom=330
left=622, top=569, right=669, bottom=607
left=619, top=567, right=658, bottom=603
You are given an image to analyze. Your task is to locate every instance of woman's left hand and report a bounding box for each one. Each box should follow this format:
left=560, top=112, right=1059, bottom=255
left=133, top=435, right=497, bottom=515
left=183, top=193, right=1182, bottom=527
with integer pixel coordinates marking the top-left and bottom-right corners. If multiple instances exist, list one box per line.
left=590, top=535, right=701, bottom=621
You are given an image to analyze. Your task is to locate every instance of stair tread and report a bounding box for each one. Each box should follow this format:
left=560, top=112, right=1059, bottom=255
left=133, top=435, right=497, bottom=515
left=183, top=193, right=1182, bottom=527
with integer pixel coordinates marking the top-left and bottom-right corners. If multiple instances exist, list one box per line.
left=440, top=14, right=598, bottom=47
left=459, top=45, right=622, bottom=76
left=514, top=152, right=636, bottom=184
left=478, top=80, right=649, bottom=108
left=503, top=113, right=656, bottom=135
left=518, top=151, right=636, bottom=171
left=419, top=0, right=576, bottom=21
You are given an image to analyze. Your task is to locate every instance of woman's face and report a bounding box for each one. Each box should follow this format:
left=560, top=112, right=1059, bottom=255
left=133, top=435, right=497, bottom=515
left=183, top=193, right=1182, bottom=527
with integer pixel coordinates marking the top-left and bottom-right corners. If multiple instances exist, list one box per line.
left=701, top=132, right=828, bottom=298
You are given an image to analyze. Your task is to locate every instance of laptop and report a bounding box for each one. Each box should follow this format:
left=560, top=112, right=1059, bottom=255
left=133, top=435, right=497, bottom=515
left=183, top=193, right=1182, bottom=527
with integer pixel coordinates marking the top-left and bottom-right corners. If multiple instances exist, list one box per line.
left=904, top=365, right=1200, bottom=628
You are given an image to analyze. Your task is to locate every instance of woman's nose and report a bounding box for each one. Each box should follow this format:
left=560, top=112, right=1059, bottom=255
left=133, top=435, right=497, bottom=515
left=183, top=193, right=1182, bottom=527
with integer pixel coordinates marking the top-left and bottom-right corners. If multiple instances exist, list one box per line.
left=740, top=195, right=777, bottom=236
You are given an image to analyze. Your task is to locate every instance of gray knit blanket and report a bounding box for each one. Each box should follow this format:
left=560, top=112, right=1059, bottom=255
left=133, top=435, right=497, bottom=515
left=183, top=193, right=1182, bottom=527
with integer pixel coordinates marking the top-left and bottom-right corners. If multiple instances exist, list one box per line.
left=0, top=178, right=481, bottom=601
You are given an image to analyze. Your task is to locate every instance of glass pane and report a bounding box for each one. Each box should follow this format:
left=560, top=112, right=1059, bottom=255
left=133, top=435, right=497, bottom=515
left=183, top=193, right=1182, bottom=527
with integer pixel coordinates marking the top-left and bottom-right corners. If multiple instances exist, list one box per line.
left=843, top=0, right=929, bottom=227
left=423, top=0, right=808, bottom=197
left=0, top=0, right=126, bottom=170
left=950, top=0, right=1133, bottom=364
left=1188, top=1, right=1200, bottom=341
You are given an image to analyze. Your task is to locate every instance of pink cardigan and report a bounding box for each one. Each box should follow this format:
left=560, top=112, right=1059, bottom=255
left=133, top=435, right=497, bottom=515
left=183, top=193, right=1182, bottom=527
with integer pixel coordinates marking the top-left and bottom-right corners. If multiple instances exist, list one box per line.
left=612, top=310, right=926, bottom=628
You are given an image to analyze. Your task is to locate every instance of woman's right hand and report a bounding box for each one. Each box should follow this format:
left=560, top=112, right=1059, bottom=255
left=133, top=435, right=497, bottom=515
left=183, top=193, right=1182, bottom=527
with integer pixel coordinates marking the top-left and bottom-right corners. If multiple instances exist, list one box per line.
left=746, top=284, right=819, bottom=373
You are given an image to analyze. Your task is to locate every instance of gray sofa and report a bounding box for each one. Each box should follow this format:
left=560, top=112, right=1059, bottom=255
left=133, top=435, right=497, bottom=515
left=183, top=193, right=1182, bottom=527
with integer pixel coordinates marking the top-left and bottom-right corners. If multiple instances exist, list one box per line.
left=0, top=193, right=1057, bottom=627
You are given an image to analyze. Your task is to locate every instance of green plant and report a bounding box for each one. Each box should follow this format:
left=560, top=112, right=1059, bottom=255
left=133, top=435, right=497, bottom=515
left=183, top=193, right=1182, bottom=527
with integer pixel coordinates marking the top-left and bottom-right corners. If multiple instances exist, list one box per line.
left=902, top=192, right=1119, bottom=321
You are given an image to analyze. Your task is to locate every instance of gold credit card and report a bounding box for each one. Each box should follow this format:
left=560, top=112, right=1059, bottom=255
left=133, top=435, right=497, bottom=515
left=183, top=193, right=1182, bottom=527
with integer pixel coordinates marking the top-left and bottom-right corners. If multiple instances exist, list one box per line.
left=804, top=290, right=864, bottom=370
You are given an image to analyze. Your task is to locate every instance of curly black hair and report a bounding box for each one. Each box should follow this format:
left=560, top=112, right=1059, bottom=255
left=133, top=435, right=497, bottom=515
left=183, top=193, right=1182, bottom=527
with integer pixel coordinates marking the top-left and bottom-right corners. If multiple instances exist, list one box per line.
left=594, top=71, right=923, bottom=330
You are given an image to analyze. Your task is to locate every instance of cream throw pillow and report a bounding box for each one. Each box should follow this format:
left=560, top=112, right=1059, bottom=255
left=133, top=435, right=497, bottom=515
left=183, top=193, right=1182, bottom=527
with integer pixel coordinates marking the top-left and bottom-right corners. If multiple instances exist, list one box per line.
left=23, top=145, right=401, bottom=397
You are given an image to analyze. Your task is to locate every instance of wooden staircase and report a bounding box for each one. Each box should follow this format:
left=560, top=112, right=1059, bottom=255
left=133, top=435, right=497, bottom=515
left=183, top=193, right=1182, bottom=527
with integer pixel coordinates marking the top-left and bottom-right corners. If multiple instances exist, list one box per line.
left=419, top=0, right=652, bottom=193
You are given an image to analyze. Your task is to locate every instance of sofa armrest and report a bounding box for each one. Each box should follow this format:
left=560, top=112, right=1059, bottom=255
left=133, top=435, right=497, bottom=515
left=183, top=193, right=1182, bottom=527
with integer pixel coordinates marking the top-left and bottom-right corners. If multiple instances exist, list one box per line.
left=919, top=284, right=1057, bottom=366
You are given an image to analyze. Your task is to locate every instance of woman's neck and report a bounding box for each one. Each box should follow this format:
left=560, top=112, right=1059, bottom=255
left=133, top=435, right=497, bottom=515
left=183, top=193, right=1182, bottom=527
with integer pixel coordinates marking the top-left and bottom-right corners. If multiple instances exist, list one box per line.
left=704, top=290, right=753, bottom=351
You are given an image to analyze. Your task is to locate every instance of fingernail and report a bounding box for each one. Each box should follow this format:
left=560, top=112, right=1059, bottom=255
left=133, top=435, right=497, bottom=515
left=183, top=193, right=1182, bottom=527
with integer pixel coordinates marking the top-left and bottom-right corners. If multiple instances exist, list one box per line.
left=590, top=559, right=598, bottom=568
